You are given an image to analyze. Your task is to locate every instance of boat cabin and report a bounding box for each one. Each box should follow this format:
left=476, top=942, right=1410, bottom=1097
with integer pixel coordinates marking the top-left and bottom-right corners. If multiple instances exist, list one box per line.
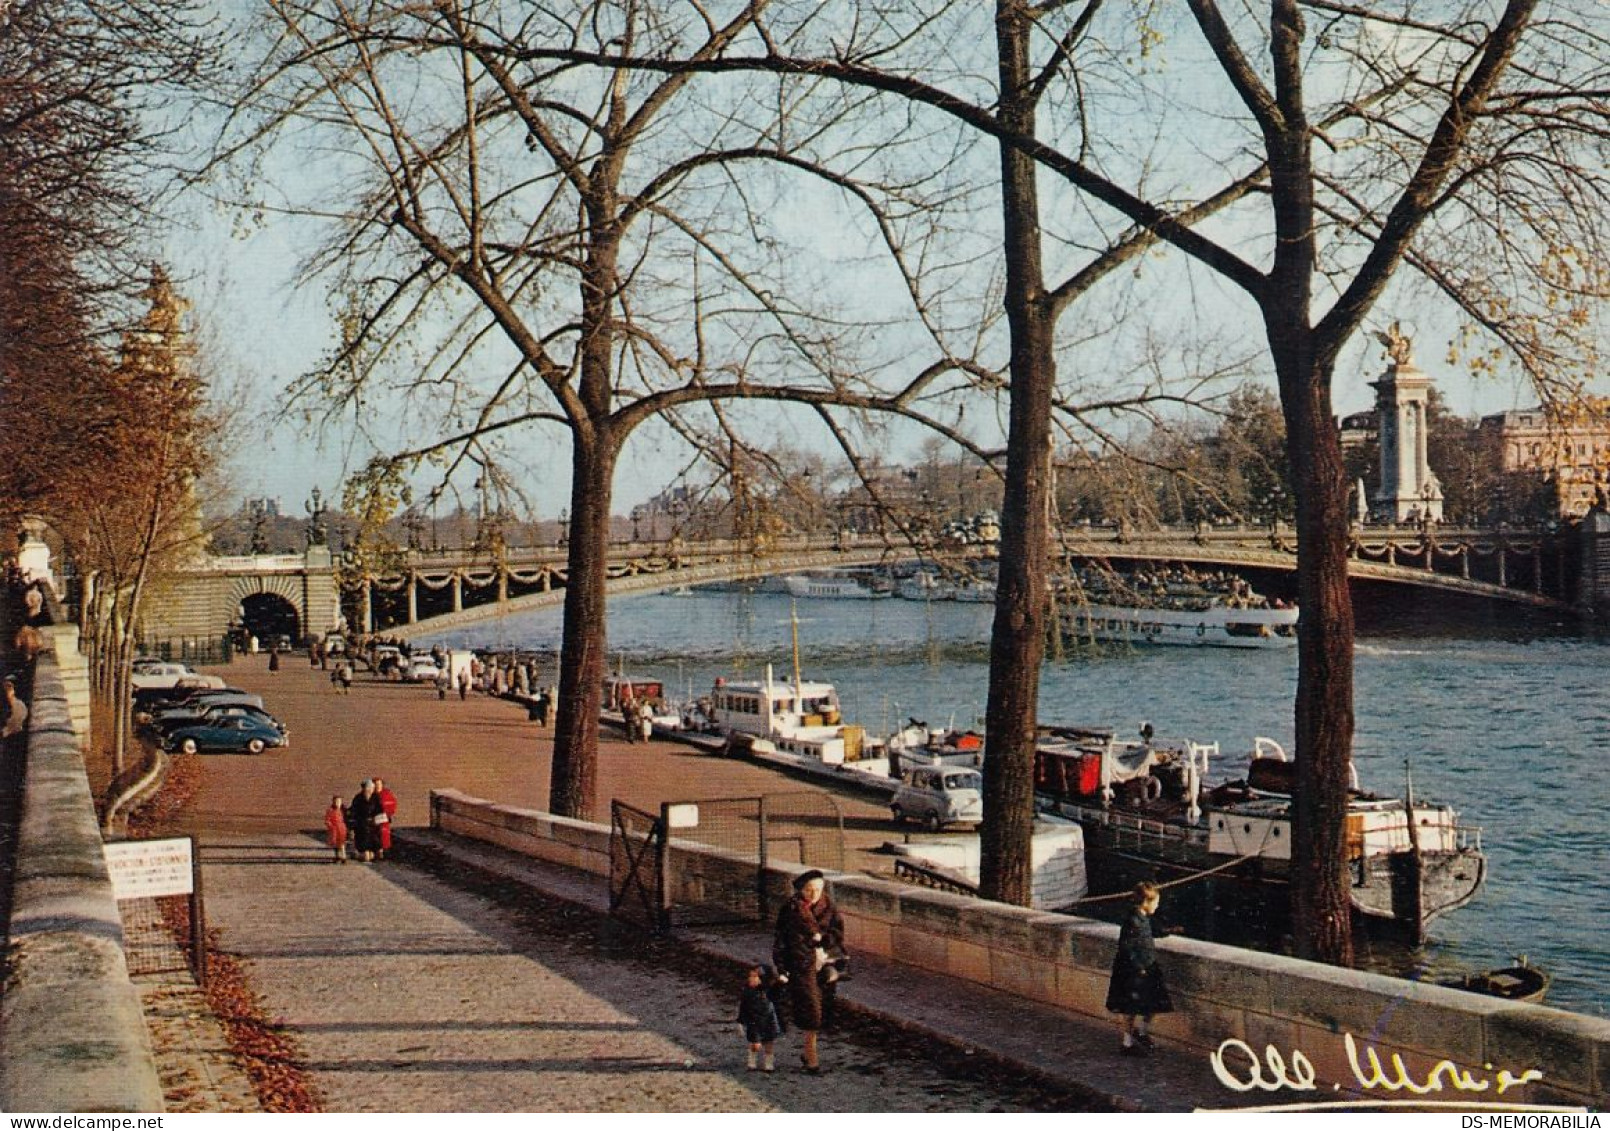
left=710, top=667, right=864, bottom=763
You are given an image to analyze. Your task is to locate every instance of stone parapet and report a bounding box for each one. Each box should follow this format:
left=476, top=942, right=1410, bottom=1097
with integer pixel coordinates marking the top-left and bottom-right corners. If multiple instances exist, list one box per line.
left=1, top=653, right=164, bottom=1113
left=39, top=624, right=90, bottom=746
left=433, top=788, right=1609, bottom=1110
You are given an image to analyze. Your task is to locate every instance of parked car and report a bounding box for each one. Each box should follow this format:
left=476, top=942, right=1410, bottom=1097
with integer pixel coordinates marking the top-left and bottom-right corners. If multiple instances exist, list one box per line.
left=890, top=766, right=984, bottom=831
left=162, top=715, right=288, bottom=755
left=134, top=682, right=247, bottom=716
left=130, top=661, right=222, bottom=691
left=148, top=691, right=267, bottom=724
left=147, top=704, right=284, bottom=738
left=406, top=654, right=442, bottom=683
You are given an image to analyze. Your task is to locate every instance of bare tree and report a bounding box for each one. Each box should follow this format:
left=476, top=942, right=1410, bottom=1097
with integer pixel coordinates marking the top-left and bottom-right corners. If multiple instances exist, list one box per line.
left=552, top=0, right=1608, bottom=959
left=221, top=0, right=1002, bottom=818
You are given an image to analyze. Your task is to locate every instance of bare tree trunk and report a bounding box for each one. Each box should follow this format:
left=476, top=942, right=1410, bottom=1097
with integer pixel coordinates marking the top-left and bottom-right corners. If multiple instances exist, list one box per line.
left=979, top=0, right=1053, bottom=907
left=110, top=601, right=129, bottom=777
left=549, top=436, right=616, bottom=819
left=1275, top=343, right=1356, bottom=963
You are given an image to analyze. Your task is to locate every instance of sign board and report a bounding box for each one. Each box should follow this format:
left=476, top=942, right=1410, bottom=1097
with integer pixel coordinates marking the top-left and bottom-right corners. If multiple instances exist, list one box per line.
left=665, top=803, right=700, bottom=829
left=104, top=837, right=194, bottom=900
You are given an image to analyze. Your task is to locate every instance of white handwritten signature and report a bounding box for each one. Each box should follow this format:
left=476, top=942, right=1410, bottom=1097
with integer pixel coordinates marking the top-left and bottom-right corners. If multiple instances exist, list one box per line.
left=1211, top=1033, right=1543, bottom=1097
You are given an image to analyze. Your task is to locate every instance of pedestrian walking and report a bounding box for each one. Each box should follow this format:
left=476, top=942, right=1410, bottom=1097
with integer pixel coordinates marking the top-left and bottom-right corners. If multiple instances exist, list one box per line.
left=621, top=692, right=638, bottom=744
left=772, top=869, right=846, bottom=1074
left=340, top=660, right=354, bottom=695
left=457, top=668, right=470, bottom=701
left=268, top=645, right=281, bottom=674
left=1105, top=881, right=1174, bottom=1056
left=349, top=779, right=381, bottom=862
left=374, top=777, right=397, bottom=860
left=324, top=795, right=348, bottom=863
left=736, top=964, right=783, bottom=1073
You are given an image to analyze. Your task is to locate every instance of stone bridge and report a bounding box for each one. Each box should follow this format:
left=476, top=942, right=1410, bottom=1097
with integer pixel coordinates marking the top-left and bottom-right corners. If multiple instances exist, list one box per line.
left=135, top=521, right=1591, bottom=647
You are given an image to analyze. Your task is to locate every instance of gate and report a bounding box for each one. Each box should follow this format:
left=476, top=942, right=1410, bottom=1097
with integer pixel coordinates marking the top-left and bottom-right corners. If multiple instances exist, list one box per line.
left=609, top=800, right=667, bottom=930
left=609, top=792, right=845, bottom=930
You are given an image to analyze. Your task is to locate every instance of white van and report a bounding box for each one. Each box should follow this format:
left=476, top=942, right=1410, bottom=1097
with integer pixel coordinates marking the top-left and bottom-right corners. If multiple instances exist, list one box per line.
left=890, top=766, right=984, bottom=831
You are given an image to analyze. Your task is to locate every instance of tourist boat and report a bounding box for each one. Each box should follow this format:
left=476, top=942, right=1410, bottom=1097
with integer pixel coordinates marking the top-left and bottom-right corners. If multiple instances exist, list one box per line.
left=1061, top=572, right=1298, bottom=649
left=893, top=570, right=995, bottom=603
left=780, top=573, right=888, bottom=600
left=1438, top=958, right=1550, bottom=1003
left=1032, top=729, right=1486, bottom=942
left=1067, top=599, right=1297, bottom=649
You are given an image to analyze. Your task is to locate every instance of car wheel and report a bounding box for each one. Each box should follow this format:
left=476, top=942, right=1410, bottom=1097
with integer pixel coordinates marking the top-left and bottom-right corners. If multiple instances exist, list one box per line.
left=923, top=811, right=942, bottom=832
left=180, top=737, right=198, bottom=755
left=890, top=804, right=905, bottom=824
left=247, top=738, right=265, bottom=754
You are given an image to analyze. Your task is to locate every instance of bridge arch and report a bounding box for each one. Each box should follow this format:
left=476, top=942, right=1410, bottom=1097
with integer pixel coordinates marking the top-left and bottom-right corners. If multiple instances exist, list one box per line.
left=239, top=590, right=301, bottom=644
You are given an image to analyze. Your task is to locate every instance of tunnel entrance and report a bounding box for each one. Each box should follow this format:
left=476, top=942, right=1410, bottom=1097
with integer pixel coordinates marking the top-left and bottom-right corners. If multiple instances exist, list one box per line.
left=239, top=592, right=301, bottom=647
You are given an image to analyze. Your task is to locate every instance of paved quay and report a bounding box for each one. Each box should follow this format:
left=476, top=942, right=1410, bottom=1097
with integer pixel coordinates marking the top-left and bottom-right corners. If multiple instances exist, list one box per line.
left=164, top=656, right=1223, bottom=1111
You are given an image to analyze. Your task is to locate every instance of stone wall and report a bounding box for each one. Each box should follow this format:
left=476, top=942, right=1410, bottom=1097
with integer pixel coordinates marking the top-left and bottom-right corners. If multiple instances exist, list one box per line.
left=432, top=789, right=1609, bottom=1110
left=1, top=644, right=164, bottom=1112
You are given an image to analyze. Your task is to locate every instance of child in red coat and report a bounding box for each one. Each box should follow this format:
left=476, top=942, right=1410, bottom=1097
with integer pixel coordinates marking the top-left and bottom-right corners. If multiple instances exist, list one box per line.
left=324, top=796, right=348, bottom=863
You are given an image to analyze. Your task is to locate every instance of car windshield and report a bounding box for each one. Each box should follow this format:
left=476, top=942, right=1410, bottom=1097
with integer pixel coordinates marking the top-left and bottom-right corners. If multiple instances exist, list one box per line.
left=945, top=773, right=983, bottom=791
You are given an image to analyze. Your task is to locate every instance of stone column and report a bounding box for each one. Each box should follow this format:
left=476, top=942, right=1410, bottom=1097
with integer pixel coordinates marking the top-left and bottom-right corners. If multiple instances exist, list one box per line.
left=407, top=573, right=418, bottom=624
left=1368, top=333, right=1443, bottom=523
left=452, top=573, right=463, bottom=613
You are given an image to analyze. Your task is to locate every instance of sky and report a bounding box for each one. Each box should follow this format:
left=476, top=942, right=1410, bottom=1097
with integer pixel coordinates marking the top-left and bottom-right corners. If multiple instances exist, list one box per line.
left=161, top=3, right=1572, bottom=525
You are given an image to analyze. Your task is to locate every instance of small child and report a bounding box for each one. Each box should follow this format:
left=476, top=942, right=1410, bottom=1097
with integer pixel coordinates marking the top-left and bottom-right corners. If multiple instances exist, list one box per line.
left=1105, top=881, right=1174, bottom=1055
left=736, top=964, right=783, bottom=1072
left=325, top=795, right=348, bottom=863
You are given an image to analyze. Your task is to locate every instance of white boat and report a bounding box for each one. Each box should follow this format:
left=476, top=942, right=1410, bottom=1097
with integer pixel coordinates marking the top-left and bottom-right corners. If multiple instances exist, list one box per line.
left=708, top=664, right=887, bottom=773
left=781, top=573, right=888, bottom=600
left=895, top=570, right=952, bottom=601
left=703, top=603, right=892, bottom=783
left=1069, top=600, right=1298, bottom=649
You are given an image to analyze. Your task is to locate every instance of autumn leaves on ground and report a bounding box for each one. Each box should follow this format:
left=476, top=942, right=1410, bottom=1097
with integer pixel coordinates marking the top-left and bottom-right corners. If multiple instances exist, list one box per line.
left=121, top=740, right=322, bottom=1112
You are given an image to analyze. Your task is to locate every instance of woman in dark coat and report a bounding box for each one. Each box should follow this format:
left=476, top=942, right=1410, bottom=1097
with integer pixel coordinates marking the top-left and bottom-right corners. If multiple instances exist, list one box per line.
left=1105, top=881, right=1174, bottom=1055
left=772, top=869, right=845, bottom=1073
left=349, top=780, right=381, bottom=862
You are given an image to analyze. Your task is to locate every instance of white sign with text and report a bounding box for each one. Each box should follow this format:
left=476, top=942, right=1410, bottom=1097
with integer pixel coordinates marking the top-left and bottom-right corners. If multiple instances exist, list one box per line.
left=104, top=837, right=195, bottom=900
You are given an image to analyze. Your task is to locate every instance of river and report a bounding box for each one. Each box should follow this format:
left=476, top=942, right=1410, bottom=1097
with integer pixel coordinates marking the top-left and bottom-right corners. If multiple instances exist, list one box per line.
left=421, top=589, right=1608, bottom=1017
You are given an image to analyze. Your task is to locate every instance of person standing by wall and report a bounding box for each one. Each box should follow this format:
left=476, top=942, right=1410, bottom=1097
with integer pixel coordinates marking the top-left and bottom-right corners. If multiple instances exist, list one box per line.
left=1105, top=881, right=1174, bottom=1056
left=1, top=677, right=29, bottom=758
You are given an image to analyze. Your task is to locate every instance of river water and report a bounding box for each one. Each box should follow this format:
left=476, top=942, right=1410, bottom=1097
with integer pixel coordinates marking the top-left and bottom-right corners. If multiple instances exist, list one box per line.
left=423, top=590, right=1607, bottom=1017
